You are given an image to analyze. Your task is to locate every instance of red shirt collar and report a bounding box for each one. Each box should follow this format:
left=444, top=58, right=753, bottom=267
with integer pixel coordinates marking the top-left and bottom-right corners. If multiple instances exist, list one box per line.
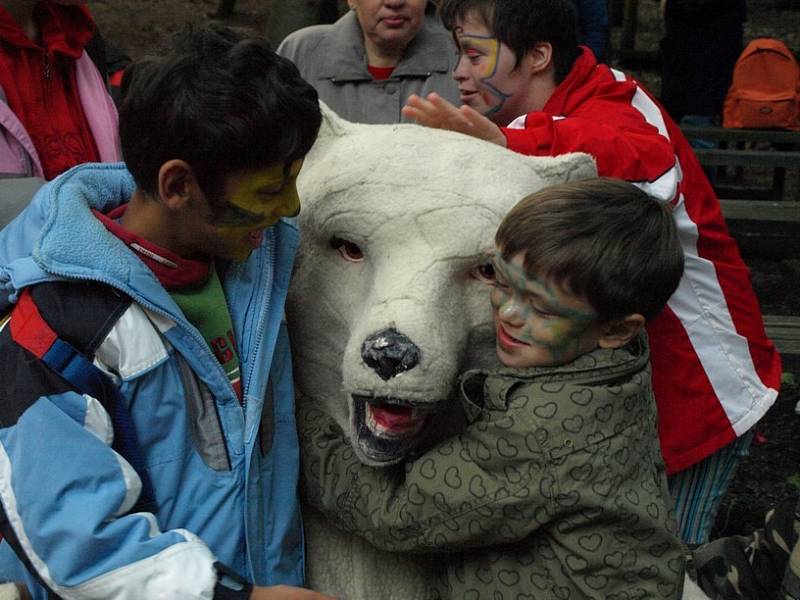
left=368, top=65, right=395, bottom=81
left=94, top=205, right=211, bottom=290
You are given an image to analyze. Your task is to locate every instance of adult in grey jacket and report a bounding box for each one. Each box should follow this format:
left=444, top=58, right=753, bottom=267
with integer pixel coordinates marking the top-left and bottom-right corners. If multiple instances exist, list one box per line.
left=278, top=1, right=459, bottom=124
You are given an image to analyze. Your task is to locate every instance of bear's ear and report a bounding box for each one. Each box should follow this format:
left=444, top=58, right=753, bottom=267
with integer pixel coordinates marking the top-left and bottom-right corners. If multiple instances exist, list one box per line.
left=315, top=101, right=357, bottom=144
left=529, top=152, right=598, bottom=184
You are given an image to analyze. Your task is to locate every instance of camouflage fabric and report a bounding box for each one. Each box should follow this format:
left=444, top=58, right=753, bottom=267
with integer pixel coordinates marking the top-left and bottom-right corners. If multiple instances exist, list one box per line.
left=693, top=496, right=800, bottom=599
left=300, top=335, right=686, bottom=599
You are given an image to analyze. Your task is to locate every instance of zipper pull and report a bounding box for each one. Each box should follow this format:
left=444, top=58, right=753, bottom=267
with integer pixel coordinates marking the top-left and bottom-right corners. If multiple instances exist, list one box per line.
left=43, top=53, right=51, bottom=81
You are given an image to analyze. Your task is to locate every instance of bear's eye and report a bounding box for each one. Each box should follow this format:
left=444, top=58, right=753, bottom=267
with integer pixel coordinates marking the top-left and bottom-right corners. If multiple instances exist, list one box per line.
left=471, top=262, right=496, bottom=283
left=331, top=236, right=364, bottom=262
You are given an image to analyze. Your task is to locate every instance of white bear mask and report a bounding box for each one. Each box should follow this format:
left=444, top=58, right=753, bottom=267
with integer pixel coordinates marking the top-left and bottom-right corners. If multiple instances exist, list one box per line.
left=288, top=105, right=597, bottom=468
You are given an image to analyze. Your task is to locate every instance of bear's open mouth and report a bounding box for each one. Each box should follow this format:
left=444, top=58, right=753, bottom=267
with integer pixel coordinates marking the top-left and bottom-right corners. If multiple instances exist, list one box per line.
left=352, top=394, right=433, bottom=465
left=366, top=401, right=426, bottom=439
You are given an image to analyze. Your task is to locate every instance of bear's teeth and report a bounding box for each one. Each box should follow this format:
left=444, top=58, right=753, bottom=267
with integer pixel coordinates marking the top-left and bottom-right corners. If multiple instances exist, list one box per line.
left=365, top=404, right=424, bottom=440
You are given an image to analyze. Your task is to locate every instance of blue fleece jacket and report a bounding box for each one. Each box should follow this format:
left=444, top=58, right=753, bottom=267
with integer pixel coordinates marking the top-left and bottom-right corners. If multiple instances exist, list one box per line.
left=0, top=163, right=304, bottom=599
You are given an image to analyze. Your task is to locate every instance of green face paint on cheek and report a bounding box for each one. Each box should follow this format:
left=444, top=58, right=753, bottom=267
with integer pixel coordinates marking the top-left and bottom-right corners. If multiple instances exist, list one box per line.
left=216, top=162, right=302, bottom=229
left=213, top=161, right=302, bottom=261
left=492, top=252, right=598, bottom=366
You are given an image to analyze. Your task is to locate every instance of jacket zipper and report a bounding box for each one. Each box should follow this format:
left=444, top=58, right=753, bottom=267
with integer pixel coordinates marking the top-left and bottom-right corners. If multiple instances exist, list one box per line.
left=241, top=232, right=275, bottom=408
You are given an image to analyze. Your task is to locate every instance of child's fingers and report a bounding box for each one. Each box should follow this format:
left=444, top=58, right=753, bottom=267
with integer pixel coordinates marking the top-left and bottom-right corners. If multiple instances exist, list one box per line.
left=403, top=94, right=503, bottom=144
left=426, top=93, right=454, bottom=110
left=460, top=105, right=506, bottom=145
left=400, top=104, right=425, bottom=122
left=463, top=105, right=497, bottom=133
left=427, top=94, right=465, bottom=121
left=402, top=95, right=444, bottom=127
left=402, top=106, right=443, bottom=129
left=404, top=93, right=427, bottom=110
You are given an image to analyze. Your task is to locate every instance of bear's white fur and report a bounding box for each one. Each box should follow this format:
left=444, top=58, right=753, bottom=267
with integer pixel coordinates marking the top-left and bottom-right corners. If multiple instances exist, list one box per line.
left=288, top=106, right=708, bottom=600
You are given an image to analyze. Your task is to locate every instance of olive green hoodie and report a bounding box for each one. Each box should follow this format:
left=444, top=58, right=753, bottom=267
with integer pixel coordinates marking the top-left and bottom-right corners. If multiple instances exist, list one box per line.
left=300, top=334, right=685, bottom=599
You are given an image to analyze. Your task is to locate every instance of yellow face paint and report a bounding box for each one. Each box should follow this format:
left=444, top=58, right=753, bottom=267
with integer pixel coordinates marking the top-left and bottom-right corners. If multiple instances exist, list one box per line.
left=455, top=33, right=514, bottom=117
left=458, top=35, right=501, bottom=80
left=215, top=160, right=302, bottom=261
left=453, top=16, right=531, bottom=123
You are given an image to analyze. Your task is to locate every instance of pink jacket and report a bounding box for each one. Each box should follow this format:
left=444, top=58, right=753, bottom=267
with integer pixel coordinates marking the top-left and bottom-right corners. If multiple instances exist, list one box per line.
left=0, top=52, right=120, bottom=178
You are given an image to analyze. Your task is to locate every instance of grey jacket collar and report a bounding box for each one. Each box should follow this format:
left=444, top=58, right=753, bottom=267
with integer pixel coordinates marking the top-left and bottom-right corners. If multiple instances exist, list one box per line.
left=316, top=11, right=453, bottom=82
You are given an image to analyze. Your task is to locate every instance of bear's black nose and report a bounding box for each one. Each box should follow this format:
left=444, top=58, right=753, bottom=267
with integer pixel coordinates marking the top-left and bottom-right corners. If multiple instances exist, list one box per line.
left=361, top=328, right=421, bottom=381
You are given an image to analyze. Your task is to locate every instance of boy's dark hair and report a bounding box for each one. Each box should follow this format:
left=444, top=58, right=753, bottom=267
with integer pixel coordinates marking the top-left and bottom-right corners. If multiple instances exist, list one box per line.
left=119, top=25, right=321, bottom=201
left=496, top=178, right=685, bottom=322
left=439, top=0, right=581, bottom=83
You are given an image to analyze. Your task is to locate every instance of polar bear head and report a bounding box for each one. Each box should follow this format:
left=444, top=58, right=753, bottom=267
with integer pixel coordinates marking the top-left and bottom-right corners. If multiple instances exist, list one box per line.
left=287, top=107, right=596, bottom=467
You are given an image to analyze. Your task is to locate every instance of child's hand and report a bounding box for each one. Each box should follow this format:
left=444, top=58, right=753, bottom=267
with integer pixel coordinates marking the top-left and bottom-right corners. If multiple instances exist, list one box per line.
left=401, top=93, right=507, bottom=147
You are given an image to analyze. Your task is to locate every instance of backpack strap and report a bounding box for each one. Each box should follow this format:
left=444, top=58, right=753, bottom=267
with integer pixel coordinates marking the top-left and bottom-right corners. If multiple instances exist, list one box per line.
left=8, top=283, right=156, bottom=514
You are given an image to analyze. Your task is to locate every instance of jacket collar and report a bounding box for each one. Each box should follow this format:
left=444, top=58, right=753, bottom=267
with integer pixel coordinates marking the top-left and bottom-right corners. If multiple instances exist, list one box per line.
left=2, top=163, right=295, bottom=318
left=457, top=334, right=651, bottom=427
left=462, top=333, right=649, bottom=389
left=315, top=11, right=453, bottom=82
left=542, top=46, right=599, bottom=116
left=0, top=1, right=95, bottom=58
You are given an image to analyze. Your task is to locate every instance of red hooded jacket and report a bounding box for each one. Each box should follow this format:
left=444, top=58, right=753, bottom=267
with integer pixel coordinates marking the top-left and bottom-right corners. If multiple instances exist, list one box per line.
left=503, top=48, right=781, bottom=473
left=0, top=1, right=100, bottom=179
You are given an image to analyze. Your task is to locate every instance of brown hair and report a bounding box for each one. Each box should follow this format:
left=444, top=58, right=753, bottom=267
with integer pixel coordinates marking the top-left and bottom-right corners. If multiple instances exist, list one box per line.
left=438, top=0, right=580, bottom=83
left=495, top=178, right=684, bottom=322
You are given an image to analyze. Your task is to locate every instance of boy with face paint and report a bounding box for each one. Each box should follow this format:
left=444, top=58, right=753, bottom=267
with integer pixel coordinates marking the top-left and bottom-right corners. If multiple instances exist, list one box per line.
left=298, top=178, right=688, bottom=599
left=0, top=25, right=335, bottom=600
left=401, top=0, right=782, bottom=546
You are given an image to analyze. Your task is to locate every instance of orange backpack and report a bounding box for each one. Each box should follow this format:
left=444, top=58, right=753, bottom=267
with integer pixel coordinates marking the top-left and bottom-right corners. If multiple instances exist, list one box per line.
left=723, top=38, right=800, bottom=130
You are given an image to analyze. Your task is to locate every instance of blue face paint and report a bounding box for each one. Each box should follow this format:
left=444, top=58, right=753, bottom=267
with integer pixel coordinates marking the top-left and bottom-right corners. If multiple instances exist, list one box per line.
left=490, top=252, right=600, bottom=368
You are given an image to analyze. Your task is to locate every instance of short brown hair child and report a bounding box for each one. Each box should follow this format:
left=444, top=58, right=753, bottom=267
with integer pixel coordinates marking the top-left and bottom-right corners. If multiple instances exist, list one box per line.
left=497, top=176, right=684, bottom=322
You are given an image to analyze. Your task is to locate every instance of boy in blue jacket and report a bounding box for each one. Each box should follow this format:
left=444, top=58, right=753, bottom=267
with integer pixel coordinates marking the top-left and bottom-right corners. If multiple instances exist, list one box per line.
left=0, top=25, right=332, bottom=600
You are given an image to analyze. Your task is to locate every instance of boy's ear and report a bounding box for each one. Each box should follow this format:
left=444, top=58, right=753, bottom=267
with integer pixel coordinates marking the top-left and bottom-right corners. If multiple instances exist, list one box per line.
left=526, top=41, right=553, bottom=75
left=597, top=314, right=646, bottom=349
left=158, top=159, right=197, bottom=210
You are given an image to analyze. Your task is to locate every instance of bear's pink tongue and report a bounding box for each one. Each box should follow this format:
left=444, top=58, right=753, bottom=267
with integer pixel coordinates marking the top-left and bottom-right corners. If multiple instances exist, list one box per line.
left=369, top=404, right=418, bottom=431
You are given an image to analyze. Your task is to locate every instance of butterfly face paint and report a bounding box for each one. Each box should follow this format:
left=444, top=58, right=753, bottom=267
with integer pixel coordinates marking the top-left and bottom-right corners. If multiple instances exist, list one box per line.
left=453, top=13, right=532, bottom=125
left=213, top=160, right=303, bottom=261
left=490, top=252, right=600, bottom=368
